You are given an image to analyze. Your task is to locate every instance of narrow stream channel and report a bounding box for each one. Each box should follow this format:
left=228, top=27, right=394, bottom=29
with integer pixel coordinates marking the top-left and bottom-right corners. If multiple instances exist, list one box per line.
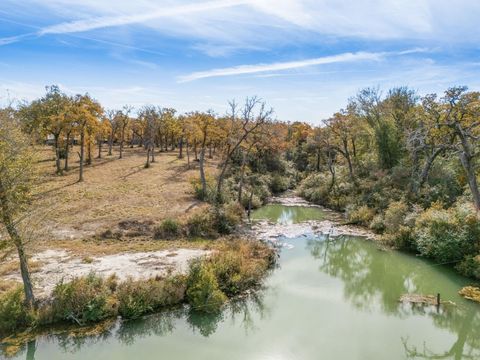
left=5, top=204, right=480, bottom=360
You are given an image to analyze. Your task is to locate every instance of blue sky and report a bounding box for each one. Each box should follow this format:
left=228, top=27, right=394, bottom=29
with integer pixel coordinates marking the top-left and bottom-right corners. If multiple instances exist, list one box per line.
left=1, top=0, right=480, bottom=123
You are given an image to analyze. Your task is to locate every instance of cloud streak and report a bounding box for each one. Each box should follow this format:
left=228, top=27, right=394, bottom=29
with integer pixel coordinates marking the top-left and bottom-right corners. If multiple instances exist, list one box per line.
left=0, top=0, right=251, bottom=46
left=39, top=0, right=250, bottom=35
left=178, top=48, right=432, bottom=82
left=178, top=51, right=385, bottom=82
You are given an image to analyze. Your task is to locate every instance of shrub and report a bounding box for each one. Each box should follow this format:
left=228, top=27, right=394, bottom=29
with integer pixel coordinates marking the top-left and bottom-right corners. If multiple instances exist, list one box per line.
left=241, top=193, right=262, bottom=210
left=298, top=173, right=331, bottom=206
left=369, top=214, right=385, bottom=233
left=414, top=202, right=479, bottom=264
left=346, top=204, right=375, bottom=226
left=186, top=260, right=226, bottom=313
left=0, top=287, right=34, bottom=336
left=211, top=240, right=275, bottom=297
left=269, top=173, right=290, bottom=194
left=117, top=276, right=186, bottom=319
left=154, top=218, right=180, bottom=239
left=456, top=255, right=480, bottom=280
left=185, top=211, right=214, bottom=238
left=226, top=201, right=244, bottom=220
left=51, top=273, right=117, bottom=325
left=211, top=203, right=243, bottom=235
left=383, top=200, right=409, bottom=233
left=381, top=225, right=416, bottom=250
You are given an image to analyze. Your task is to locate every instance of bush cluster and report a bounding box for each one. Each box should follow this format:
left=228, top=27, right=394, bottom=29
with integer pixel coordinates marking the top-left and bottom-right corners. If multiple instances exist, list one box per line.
left=299, top=165, right=480, bottom=280
left=186, top=239, right=276, bottom=313
left=0, top=287, right=34, bottom=335
left=50, top=273, right=118, bottom=325
left=154, top=218, right=180, bottom=239
left=117, top=276, right=186, bottom=319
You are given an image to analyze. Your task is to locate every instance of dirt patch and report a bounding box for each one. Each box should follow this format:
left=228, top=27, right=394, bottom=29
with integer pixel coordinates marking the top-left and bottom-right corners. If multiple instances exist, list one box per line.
left=4, top=248, right=210, bottom=297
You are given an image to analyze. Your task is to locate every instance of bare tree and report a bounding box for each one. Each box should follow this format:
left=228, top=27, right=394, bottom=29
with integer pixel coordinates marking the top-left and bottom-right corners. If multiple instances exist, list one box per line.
left=216, top=97, right=273, bottom=203
left=118, top=106, right=133, bottom=159
left=106, top=109, right=119, bottom=156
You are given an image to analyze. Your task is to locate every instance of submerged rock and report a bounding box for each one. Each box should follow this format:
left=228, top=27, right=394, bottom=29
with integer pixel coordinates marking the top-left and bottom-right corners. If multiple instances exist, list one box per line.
left=399, top=293, right=455, bottom=307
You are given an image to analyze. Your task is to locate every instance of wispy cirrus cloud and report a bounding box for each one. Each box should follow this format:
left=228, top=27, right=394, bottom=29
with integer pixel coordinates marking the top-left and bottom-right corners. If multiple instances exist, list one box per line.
left=177, top=50, right=430, bottom=82
left=2, top=0, right=480, bottom=53
left=38, top=0, right=250, bottom=35
left=0, top=33, right=36, bottom=45
left=0, top=0, right=252, bottom=46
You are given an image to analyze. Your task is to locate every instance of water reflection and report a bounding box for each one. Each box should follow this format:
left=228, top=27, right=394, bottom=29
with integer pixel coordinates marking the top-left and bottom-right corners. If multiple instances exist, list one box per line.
left=3, top=219, right=480, bottom=360
left=116, top=308, right=180, bottom=345
left=251, top=204, right=327, bottom=224
left=307, top=236, right=480, bottom=360
left=1, top=292, right=270, bottom=359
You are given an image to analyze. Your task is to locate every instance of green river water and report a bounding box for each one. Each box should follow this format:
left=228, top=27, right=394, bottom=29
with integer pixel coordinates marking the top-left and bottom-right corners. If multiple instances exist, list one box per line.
left=4, top=204, right=480, bottom=360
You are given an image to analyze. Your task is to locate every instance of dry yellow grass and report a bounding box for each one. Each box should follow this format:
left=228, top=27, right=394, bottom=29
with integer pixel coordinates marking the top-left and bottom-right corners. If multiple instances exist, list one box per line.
left=31, top=145, right=217, bottom=242
left=0, top=145, right=222, bottom=292
left=0, top=260, right=42, bottom=277
left=39, top=237, right=218, bottom=257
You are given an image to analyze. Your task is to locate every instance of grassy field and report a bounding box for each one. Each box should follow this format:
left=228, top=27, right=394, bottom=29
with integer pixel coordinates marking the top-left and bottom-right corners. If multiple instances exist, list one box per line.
left=32, top=144, right=216, bottom=242
left=0, top=144, right=220, bottom=293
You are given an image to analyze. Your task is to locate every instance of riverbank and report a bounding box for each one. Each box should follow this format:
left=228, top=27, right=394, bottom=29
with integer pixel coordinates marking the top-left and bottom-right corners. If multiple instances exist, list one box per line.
left=0, top=238, right=276, bottom=355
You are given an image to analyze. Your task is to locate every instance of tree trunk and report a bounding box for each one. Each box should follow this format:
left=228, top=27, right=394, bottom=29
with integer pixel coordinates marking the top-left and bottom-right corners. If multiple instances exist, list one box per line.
left=87, top=137, right=92, bottom=165
left=178, top=137, right=184, bottom=159
left=199, top=147, right=207, bottom=198
left=145, top=147, right=151, bottom=168
left=216, top=160, right=229, bottom=201
left=119, top=128, right=125, bottom=159
left=97, top=138, right=102, bottom=159
left=247, top=190, right=254, bottom=221
left=108, top=129, right=114, bottom=156
left=79, top=128, right=85, bottom=182
left=460, top=151, right=480, bottom=211
left=26, top=340, right=36, bottom=360
left=456, top=123, right=480, bottom=211
left=316, top=149, right=321, bottom=172
left=237, top=150, right=248, bottom=204
left=186, top=140, right=190, bottom=168
left=351, top=138, right=357, bottom=159
left=194, top=140, right=198, bottom=160
left=64, top=132, right=70, bottom=171
left=414, top=147, right=444, bottom=194
left=208, top=143, right=213, bottom=159
left=342, top=139, right=355, bottom=183
left=54, top=133, right=62, bottom=175
left=327, top=149, right=336, bottom=190
left=0, top=179, right=35, bottom=307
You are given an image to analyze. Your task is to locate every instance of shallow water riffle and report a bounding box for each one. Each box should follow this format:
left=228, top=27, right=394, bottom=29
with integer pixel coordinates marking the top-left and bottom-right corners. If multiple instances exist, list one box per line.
left=4, top=205, right=480, bottom=360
